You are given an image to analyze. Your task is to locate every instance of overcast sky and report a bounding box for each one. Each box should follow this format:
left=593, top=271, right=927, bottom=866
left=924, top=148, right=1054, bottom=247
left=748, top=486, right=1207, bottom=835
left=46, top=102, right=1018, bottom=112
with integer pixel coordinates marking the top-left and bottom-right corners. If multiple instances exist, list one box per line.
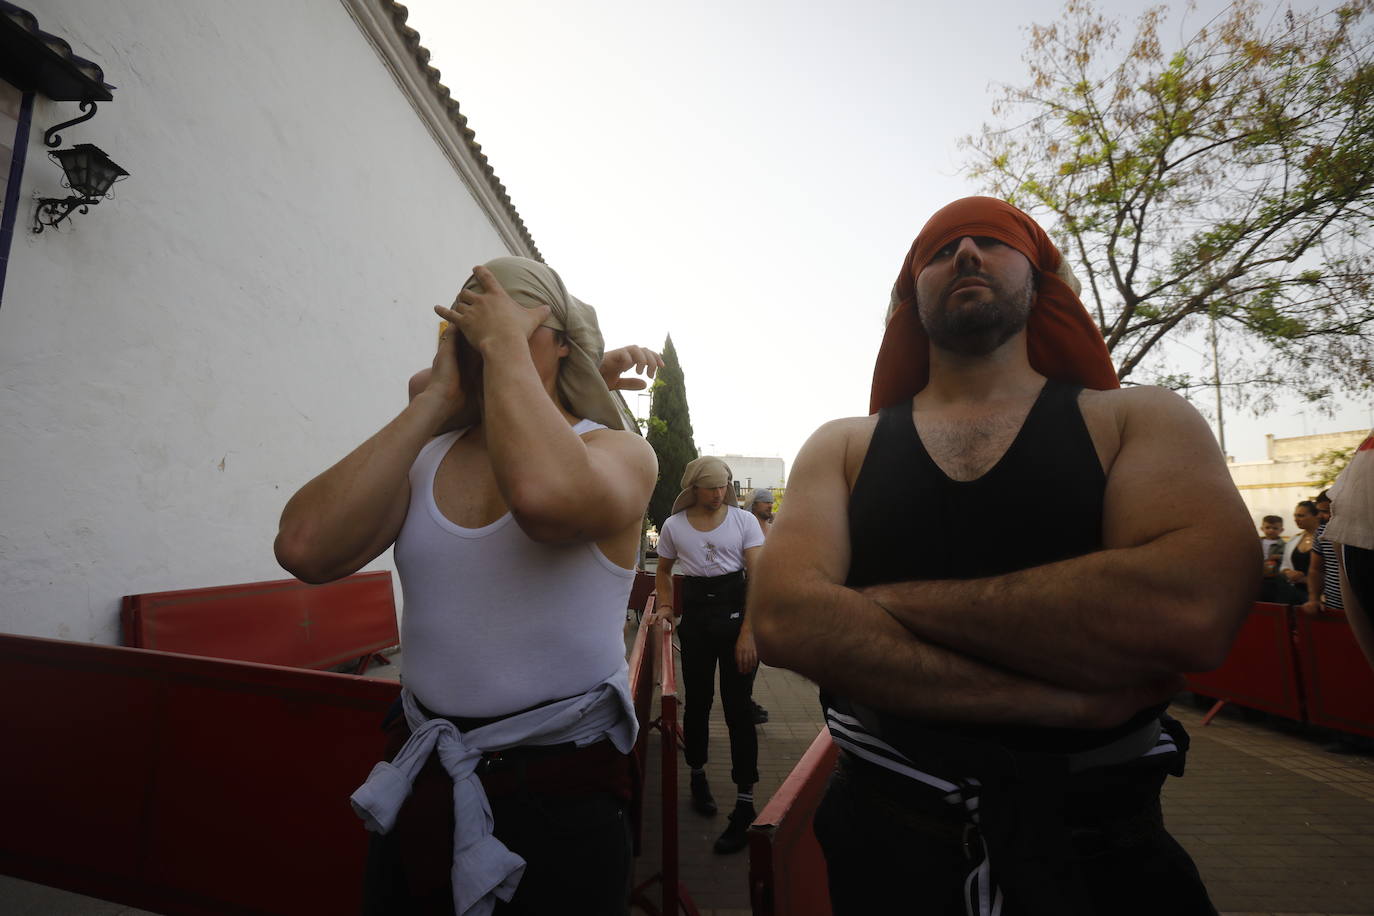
left=402, top=0, right=1372, bottom=475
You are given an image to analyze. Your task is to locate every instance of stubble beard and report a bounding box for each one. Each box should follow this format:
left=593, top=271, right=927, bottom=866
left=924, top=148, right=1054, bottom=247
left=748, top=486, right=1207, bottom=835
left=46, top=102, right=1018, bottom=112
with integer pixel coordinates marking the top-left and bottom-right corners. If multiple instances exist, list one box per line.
left=919, top=272, right=1035, bottom=357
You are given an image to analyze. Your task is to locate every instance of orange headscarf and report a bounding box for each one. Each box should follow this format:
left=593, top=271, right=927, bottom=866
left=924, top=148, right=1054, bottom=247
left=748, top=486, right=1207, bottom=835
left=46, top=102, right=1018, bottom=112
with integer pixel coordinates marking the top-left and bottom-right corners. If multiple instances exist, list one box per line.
left=869, top=197, right=1118, bottom=413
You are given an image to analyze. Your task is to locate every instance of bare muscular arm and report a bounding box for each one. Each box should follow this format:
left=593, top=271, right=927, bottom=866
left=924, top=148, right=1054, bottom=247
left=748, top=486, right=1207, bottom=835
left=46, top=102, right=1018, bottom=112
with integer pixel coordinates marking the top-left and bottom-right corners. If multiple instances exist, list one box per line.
left=750, top=419, right=1176, bottom=728
left=736, top=545, right=762, bottom=673
left=655, top=556, right=677, bottom=621
left=275, top=333, right=463, bottom=584
left=865, top=387, right=1256, bottom=690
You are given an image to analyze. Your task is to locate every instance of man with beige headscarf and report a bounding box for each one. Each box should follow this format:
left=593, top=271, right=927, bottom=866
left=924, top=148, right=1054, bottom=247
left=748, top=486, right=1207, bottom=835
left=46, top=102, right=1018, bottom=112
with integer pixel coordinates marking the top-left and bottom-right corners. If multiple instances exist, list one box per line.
left=276, top=257, right=657, bottom=915
left=654, top=456, right=766, bottom=855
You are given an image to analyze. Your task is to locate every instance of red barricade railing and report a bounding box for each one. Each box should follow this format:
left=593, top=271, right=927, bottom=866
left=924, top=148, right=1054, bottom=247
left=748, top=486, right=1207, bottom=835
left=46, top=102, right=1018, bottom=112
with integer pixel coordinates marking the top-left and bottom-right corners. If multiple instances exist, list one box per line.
left=0, top=632, right=398, bottom=915
left=1185, top=600, right=1374, bottom=736
left=629, top=613, right=700, bottom=916
left=748, top=729, right=838, bottom=916
left=628, top=589, right=656, bottom=855
left=1295, top=608, right=1374, bottom=738
left=1185, top=601, right=1304, bottom=724
left=629, top=570, right=657, bottom=624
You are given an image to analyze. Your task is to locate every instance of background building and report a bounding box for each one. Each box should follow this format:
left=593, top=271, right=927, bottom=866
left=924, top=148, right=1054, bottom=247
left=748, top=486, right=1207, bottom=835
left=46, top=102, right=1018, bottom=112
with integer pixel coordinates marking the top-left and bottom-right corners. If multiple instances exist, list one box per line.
left=1227, top=429, right=1368, bottom=529
left=0, top=0, right=538, bottom=643
left=724, top=454, right=786, bottom=504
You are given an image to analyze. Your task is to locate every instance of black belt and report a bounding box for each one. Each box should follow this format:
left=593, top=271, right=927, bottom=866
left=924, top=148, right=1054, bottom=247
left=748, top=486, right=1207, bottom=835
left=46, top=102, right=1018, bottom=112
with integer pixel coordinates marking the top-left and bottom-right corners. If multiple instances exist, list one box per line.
left=682, top=569, right=746, bottom=610
left=476, top=739, right=591, bottom=775
left=383, top=693, right=585, bottom=772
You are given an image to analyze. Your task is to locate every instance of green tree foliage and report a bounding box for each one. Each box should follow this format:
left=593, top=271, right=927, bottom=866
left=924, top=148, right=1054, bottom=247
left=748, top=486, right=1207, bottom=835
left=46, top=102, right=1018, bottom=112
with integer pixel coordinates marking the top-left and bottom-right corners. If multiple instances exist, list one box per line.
left=1310, top=444, right=1357, bottom=488
left=963, top=0, right=1374, bottom=409
left=646, top=335, right=698, bottom=530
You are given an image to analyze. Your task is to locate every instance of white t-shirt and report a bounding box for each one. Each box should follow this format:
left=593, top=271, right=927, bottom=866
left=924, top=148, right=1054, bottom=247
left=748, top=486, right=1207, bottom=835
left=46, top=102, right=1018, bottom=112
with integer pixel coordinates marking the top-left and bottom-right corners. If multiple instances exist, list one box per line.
left=657, top=505, right=765, bottom=577
left=1326, top=432, right=1374, bottom=550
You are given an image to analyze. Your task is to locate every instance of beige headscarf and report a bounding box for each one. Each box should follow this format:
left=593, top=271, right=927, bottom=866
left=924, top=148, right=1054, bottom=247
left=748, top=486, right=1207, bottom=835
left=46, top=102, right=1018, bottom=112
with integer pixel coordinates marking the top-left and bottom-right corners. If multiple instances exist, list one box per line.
left=671, top=456, right=734, bottom=515
left=449, top=256, right=633, bottom=431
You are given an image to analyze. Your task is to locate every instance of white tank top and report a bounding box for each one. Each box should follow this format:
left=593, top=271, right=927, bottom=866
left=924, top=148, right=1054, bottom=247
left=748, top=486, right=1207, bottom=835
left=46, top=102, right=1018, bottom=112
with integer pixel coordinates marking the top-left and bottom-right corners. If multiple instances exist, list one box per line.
left=395, top=419, right=635, bottom=717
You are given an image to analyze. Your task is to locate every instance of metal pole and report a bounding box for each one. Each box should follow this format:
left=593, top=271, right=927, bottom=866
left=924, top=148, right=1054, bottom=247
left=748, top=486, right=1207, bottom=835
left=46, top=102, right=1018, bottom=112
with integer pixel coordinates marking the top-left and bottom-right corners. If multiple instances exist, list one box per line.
left=1209, top=314, right=1226, bottom=457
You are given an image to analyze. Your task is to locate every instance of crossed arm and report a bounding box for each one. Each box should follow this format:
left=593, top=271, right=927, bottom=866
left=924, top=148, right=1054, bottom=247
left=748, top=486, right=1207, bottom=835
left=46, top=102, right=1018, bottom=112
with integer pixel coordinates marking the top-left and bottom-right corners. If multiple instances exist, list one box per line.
left=750, top=389, right=1255, bottom=727
left=864, top=389, right=1256, bottom=690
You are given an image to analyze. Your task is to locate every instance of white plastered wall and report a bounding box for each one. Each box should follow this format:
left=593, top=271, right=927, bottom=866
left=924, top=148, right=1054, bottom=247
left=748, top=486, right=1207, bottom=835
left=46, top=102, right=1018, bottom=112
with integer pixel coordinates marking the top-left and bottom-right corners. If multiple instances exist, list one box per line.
left=0, top=0, right=524, bottom=641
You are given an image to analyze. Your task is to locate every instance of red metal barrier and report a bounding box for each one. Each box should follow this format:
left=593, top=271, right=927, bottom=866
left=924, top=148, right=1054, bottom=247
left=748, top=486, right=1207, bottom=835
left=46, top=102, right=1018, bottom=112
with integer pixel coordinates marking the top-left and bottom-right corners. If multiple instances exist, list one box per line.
left=122, top=571, right=398, bottom=674
left=0, top=632, right=398, bottom=915
left=629, top=570, right=657, bottom=623
left=1185, top=601, right=1304, bottom=724
left=1295, top=608, right=1374, bottom=739
left=628, top=591, right=657, bottom=854
left=748, top=729, right=838, bottom=916
left=630, top=618, right=700, bottom=916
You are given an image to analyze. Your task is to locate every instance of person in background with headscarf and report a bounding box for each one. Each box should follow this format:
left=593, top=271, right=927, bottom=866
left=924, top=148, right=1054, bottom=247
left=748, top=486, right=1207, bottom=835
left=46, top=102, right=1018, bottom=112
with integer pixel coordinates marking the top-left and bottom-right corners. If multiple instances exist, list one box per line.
left=750, top=197, right=1255, bottom=915
left=744, top=487, right=775, bottom=539
left=276, top=257, right=657, bottom=915
left=653, top=456, right=765, bottom=855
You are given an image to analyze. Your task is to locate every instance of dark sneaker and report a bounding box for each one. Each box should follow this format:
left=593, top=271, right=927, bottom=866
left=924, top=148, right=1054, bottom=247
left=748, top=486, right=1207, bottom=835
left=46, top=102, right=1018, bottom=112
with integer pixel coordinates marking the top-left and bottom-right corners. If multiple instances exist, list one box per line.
left=750, top=700, right=769, bottom=724
left=690, top=771, right=717, bottom=816
left=713, top=801, right=756, bottom=854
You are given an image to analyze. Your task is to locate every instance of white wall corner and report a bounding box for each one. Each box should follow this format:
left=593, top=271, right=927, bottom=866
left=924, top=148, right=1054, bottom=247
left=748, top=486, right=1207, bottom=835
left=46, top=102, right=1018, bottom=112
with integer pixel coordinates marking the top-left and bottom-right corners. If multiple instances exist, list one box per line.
left=340, top=0, right=540, bottom=260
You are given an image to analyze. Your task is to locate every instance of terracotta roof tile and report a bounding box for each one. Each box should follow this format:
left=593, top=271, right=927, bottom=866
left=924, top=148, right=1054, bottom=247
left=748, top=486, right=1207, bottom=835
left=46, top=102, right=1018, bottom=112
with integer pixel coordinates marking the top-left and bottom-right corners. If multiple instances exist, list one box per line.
left=386, top=1, right=541, bottom=261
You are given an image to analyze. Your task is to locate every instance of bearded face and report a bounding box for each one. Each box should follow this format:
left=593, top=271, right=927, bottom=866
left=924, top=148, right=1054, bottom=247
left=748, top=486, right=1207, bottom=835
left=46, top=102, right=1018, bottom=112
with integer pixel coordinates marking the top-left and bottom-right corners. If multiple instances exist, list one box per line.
left=914, top=237, right=1035, bottom=357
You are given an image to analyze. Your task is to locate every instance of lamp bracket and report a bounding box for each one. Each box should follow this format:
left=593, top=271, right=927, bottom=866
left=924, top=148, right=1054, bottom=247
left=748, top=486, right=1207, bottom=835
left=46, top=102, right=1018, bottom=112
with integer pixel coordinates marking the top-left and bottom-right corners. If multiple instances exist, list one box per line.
left=32, top=195, right=100, bottom=234
left=43, top=101, right=99, bottom=148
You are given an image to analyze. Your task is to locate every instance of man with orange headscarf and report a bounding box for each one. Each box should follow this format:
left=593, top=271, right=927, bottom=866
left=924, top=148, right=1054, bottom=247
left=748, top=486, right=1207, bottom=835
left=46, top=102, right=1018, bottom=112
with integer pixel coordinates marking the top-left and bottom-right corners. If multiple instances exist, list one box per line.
left=751, top=198, right=1255, bottom=915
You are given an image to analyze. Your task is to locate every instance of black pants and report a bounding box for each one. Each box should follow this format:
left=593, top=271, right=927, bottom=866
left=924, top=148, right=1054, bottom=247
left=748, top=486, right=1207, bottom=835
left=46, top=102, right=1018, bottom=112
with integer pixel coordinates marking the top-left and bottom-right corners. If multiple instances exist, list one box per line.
left=813, top=754, right=1215, bottom=916
left=361, top=715, right=632, bottom=916
left=1345, top=545, right=1374, bottom=611
left=678, top=594, right=758, bottom=788
left=364, top=789, right=631, bottom=915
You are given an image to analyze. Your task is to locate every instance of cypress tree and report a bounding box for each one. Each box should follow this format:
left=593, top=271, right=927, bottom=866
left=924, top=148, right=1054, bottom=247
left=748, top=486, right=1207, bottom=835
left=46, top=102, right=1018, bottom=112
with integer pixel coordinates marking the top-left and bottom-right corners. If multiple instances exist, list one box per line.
left=646, top=335, right=698, bottom=531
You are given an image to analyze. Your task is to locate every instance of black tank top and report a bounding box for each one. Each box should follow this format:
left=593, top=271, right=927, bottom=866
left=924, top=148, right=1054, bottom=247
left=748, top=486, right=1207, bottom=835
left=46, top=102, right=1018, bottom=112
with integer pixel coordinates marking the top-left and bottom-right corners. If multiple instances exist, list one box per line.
left=839, top=378, right=1163, bottom=753
left=1292, top=538, right=1312, bottom=575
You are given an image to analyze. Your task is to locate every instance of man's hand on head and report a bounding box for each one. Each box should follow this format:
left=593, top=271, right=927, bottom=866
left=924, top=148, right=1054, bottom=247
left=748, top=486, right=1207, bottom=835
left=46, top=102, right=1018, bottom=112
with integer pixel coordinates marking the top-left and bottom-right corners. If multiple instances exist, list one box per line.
left=600, top=345, right=664, bottom=391
left=410, top=343, right=663, bottom=405
left=418, top=322, right=463, bottom=419
left=437, top=264, right=547, bottom=356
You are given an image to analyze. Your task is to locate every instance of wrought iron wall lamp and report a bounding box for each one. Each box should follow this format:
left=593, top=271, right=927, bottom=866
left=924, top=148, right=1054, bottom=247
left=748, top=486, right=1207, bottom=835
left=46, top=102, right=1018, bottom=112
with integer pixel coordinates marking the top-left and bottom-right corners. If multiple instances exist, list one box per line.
left=32, top=141, right=128, bottom=233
